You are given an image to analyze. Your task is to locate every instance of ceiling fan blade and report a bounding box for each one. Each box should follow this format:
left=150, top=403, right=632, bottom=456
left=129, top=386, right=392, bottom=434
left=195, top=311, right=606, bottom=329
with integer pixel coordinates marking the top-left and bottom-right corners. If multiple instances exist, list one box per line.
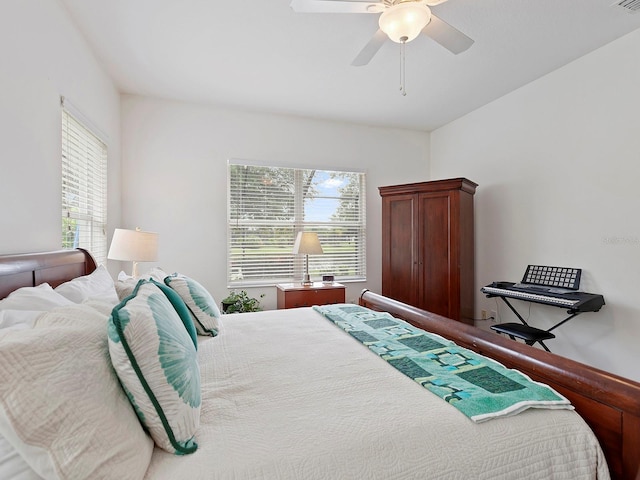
left=422, top=14, right=474, bottom=54
left=351, top=29, right=388, bottom=66
left=290, top=0, right=382, bottom=14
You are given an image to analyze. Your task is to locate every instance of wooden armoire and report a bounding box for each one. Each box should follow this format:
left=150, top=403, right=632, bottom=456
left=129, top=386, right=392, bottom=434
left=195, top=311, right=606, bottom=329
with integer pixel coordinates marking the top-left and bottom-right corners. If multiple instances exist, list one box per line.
left=379, top=178, right=477, bottom=325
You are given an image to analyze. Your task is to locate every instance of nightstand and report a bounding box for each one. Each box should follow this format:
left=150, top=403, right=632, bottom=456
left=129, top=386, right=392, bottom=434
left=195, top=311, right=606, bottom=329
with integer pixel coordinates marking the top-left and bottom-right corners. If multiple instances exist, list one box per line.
left=276, top=282, right=345, bottom=309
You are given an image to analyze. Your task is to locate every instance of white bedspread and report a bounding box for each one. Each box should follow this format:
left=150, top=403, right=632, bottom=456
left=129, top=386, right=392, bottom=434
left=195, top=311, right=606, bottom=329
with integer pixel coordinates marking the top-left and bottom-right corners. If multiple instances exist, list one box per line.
left=144, top=307, right=609, bottom=479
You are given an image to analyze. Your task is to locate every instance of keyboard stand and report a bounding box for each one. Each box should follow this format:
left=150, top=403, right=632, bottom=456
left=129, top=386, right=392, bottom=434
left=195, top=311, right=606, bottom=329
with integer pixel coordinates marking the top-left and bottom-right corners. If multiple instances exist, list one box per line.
left=488, top=296, right=582, bottom=352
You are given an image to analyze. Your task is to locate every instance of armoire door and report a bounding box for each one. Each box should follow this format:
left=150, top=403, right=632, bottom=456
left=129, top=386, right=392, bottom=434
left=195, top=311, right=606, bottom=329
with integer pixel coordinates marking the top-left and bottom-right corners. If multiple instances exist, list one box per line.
left=417, top=191, right=459, bottom=319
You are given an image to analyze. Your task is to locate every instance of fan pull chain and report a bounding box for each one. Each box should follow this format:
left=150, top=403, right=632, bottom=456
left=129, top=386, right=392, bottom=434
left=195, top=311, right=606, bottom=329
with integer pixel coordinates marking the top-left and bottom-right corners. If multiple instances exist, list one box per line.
left=399, top=37, right=407, bottom=96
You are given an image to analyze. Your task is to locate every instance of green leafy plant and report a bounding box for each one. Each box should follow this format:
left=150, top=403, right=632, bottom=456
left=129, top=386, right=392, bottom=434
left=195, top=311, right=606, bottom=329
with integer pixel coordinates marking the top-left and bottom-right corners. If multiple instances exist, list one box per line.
left=221, top=290, right=265, bottom=314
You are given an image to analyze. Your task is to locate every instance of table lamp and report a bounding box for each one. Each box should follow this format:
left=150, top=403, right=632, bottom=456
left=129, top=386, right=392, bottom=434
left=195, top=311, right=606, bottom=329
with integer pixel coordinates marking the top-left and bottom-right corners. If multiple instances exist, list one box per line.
left=107, top=227, right=159, bottom=277
left=292, top=232, right=323, bottom=286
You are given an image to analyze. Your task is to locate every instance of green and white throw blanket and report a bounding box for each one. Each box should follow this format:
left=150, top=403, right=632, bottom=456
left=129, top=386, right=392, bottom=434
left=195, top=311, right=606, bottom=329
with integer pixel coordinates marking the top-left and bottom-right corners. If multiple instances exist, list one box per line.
left=314, top=304, right=572, bottom=422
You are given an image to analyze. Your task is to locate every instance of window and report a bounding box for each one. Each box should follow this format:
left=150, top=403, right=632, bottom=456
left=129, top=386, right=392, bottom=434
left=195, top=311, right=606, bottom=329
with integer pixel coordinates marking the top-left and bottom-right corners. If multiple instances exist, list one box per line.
left=61, top=106, right=108, bottom=264
left=228, top=161, right=366, bottom=286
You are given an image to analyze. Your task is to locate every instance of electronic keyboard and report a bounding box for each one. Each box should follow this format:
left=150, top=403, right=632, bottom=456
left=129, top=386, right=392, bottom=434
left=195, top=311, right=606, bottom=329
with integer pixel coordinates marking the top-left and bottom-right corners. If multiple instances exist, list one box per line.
left=481, top=282, right=605, bottom=312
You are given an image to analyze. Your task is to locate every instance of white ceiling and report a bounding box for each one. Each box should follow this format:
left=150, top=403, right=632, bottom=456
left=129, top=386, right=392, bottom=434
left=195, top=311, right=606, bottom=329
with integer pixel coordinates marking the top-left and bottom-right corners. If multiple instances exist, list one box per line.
left=59, top=0, right=640, bottom=131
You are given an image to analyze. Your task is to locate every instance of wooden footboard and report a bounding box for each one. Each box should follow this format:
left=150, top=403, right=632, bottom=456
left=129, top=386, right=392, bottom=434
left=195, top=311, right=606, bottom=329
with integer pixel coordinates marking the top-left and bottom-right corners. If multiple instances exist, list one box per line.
left=360, top=289, right=640, bottom=480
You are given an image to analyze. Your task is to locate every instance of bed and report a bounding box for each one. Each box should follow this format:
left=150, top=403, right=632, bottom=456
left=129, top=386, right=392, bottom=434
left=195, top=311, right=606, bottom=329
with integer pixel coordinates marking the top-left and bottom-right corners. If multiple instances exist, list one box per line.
left=0, top=248, right=639, bottom=480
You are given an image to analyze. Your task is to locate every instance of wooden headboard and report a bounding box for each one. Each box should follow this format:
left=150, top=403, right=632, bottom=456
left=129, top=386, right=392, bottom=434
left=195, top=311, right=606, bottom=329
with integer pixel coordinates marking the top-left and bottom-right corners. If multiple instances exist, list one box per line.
left=0, top=249, right=97, bottom=299
left=360, top=289, right=640, bottom=480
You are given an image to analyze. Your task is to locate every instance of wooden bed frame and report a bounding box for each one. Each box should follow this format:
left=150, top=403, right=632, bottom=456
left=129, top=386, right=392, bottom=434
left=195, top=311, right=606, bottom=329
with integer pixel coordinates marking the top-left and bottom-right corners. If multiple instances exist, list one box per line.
left=1, top=249, right=638, bottom=479
left=360, top=289, right=640, bottom=480
left=0, top=249, right=97, bottom=299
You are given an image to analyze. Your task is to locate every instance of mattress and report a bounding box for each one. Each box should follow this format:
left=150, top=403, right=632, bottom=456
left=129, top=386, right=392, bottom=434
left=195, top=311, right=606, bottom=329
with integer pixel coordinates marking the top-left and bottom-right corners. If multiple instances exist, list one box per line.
left=143, top=307, right=609, bottom=479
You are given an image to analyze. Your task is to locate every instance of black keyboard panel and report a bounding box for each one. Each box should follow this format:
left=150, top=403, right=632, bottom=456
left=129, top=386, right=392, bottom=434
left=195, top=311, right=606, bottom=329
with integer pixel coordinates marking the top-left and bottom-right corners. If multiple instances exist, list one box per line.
left=521, top=265, right=581, bottom=290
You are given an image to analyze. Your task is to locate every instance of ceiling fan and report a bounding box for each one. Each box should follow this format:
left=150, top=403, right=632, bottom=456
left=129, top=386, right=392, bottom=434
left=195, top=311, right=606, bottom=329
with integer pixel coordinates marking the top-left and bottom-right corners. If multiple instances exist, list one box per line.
left=289, top=0, right=474, bottom=66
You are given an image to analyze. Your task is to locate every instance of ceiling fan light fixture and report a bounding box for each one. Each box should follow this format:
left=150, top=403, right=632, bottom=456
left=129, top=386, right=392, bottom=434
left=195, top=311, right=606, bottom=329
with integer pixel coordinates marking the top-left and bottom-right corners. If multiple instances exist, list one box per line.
left=379, top=3, right=431, bottom=43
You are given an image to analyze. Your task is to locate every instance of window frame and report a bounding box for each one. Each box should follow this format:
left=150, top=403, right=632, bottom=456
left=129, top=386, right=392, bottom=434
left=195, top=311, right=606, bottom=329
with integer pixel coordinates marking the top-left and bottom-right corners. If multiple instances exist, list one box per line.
left=61, top=101, right=108, bottom=265
left=227, top=160, right=366, bottom=287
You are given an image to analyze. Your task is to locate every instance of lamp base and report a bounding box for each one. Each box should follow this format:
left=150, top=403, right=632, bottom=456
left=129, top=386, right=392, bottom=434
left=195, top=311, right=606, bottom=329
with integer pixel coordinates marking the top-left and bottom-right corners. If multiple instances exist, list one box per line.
left=301, top=254, right=313, bottom=286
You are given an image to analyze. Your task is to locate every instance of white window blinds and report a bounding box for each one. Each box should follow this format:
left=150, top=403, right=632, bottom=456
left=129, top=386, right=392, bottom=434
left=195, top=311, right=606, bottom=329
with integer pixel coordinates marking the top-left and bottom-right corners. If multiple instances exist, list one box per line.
left=228, top=161, right=366, bottom=286
left=61, top=108, right=108, bottom=264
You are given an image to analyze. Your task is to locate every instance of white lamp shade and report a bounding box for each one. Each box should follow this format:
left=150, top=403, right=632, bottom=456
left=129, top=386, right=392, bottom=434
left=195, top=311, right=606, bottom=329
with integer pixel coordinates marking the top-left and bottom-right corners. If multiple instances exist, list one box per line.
left=379, top=3, right=431, bottom=43
left=292, top=232, right=323, bottom=255
left=108, top=228, right=159, bottom=262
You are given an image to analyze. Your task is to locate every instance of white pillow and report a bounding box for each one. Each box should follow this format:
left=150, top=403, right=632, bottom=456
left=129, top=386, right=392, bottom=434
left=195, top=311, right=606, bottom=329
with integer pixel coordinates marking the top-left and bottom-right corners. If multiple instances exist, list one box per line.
left=115, top=271, right=138, bottom=301
left=114, top=268, right=169, bottom=301
left=0, top=310, right=42, bottom=331
left=146, top=267, right=169, bottom=283
left=120, top=267, right=168, bottom=283
left=0, top=284, right=73, bottom=311
left=0, top=434, right=41, bottom=480
left=108, top=280, right=201, bottom=454
left=54, top=265, right=119, bottom=305
left=0, top=303, right=154, bottom=480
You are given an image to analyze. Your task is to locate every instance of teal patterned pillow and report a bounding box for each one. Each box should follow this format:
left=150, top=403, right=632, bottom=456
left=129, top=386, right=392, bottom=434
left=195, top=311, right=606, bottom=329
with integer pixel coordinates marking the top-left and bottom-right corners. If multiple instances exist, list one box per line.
left=165, top=273, right=220, bottom=336
left=108, top=280, right=201, bottom=455
left=150, top=279, right=198, bottom=349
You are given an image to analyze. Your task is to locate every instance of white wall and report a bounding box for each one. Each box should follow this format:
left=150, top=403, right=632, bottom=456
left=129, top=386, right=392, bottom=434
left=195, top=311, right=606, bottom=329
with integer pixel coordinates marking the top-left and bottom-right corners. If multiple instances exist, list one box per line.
left=121, top=95, right=430, bottom=309
left=0, top=0, right=121, bottom=256
left=431, top=29, right=640, bottom=381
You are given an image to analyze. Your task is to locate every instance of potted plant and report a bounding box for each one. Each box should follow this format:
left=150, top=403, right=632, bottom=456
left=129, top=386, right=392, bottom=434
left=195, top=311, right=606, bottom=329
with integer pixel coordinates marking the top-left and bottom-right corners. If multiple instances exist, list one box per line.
left=221, top=290, right=265, bottom=314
